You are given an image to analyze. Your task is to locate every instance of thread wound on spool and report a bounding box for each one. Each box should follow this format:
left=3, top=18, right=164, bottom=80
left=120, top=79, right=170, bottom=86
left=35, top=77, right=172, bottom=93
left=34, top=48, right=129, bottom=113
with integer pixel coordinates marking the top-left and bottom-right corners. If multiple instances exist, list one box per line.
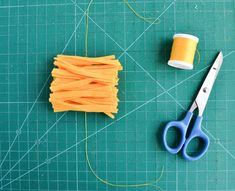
left=168, top=33, right=199, bottom=70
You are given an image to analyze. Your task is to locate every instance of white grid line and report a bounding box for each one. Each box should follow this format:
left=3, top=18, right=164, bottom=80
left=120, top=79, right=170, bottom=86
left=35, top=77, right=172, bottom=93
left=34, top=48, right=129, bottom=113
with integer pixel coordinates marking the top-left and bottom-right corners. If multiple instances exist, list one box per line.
left=45, top=1, right=50, bottom=190
left=17, top=0, right=21, bottom=189
left=74, top=1, right=79, bottom=190
left=223, top=2, right=229, bottom=189
left=26, top=0, right=30, bottom=190
left=7, top=0, right=11, bottom=190
left=124, top=1, right=128, bottom=189
left=173, top=2, right=178, bottom=190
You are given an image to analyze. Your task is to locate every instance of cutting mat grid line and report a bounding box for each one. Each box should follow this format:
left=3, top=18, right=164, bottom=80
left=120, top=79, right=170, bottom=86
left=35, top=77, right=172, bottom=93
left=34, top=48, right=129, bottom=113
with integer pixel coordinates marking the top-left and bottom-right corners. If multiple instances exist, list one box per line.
left=0, top=0, right=235, bottom=191
left=223, top=0, right=229, bottom=190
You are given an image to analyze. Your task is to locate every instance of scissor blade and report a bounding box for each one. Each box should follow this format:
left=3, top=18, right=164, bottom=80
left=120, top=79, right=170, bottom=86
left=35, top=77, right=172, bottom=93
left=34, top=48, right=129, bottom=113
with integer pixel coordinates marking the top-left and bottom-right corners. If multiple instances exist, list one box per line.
left=193, top=52, right=223, bottom=116
left=211, top=51, right=223, bottom=77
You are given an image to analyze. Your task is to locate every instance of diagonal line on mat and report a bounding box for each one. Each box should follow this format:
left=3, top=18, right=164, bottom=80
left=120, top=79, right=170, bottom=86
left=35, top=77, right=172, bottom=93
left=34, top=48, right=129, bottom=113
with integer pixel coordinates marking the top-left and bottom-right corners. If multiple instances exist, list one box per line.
left=224, top=50, right=235, bottom=59
left=216, top=141, right=235, bottom=160
left=126, top=53, right=184, bottom=107
left=1, top=51, right=234, bottom=188
left=0, top=75, right=50, bottom=169
left=61, top=1, right=92, bottom=54
left=0, top=113, right=66, bottom=182
left=71, top=1, right=235, bottom=159
left=0, top=2, right=90, bottom=173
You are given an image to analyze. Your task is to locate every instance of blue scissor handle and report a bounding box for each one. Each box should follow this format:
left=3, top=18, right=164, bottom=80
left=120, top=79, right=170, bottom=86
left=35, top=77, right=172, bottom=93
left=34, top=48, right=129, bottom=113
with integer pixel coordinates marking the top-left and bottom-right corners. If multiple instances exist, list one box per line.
left=182, top=116, right=210, bottom=161
left=163, top=111, right=210, bottom=161
left=163, top=112, right=193, bottom=154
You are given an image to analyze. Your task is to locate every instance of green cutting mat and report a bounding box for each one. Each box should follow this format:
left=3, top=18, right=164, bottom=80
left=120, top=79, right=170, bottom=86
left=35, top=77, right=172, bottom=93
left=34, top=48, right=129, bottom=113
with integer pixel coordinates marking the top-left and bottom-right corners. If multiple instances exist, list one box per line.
left=0, top=0, right=235, bottom=190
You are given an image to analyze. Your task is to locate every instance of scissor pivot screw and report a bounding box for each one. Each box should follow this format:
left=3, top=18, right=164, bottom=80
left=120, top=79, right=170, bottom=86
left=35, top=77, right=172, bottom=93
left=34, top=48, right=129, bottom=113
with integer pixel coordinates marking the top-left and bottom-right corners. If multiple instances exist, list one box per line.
left=203, top=87, right=209, bottom=93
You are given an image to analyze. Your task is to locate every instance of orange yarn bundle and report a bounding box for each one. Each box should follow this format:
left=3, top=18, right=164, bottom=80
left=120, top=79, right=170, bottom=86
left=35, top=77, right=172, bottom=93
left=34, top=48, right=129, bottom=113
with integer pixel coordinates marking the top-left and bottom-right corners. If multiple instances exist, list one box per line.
left=49, top=55, right=123, bottom=118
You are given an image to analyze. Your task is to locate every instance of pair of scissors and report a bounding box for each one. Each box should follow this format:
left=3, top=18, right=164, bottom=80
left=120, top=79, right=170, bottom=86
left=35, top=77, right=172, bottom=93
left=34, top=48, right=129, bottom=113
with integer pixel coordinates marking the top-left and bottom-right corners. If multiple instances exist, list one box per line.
left=163, top=52, right=223, bottom=161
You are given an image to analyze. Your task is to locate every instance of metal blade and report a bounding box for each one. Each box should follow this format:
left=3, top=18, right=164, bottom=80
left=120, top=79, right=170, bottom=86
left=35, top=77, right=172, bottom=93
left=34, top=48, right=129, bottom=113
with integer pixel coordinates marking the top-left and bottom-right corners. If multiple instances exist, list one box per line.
left=190, top=52, right=223, bottom=116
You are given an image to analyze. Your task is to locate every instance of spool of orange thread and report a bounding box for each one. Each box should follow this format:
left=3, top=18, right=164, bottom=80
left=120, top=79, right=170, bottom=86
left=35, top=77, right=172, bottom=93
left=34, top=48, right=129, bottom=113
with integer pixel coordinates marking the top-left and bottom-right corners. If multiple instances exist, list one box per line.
left=168, top=34, right=199, bottom=70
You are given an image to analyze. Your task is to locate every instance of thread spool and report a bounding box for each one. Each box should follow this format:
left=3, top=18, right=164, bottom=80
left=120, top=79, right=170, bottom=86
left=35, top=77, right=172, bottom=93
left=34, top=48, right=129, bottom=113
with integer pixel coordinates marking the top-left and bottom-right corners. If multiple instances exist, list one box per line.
left=168, top=34, right=199, bottom=70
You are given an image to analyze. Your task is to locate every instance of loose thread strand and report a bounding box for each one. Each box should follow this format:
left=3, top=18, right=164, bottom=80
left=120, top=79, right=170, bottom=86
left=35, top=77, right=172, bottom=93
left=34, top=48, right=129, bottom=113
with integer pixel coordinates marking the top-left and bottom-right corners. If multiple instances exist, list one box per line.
left=196, top=49, right=201, bottom=64
left=85, top=0, right=93, bottom=57
left=84, top=113, right=164, bottom=189
left=84, top=0, right=163, bottom=189
left=123, top=0, right=160, bottom=24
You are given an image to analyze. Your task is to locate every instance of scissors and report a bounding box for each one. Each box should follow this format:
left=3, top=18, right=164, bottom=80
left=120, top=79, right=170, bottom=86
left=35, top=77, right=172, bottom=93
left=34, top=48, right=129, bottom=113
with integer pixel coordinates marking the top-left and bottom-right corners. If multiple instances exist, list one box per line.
left=163, top=52, right=223, bottom=161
